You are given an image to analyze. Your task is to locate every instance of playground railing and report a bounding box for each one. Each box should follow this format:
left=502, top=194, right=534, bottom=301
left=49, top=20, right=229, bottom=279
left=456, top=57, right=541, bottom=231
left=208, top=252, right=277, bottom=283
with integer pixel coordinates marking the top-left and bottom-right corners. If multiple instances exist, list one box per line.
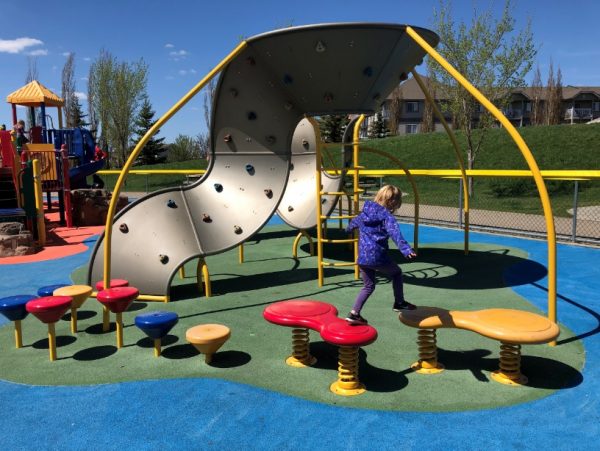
left=96, top=167, right=600, bottom=246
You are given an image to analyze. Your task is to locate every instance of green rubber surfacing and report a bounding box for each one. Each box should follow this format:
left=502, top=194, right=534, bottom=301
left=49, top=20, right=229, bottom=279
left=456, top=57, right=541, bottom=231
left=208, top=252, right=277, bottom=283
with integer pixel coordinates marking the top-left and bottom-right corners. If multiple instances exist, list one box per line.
left=0, top=225, right=584, bottom=412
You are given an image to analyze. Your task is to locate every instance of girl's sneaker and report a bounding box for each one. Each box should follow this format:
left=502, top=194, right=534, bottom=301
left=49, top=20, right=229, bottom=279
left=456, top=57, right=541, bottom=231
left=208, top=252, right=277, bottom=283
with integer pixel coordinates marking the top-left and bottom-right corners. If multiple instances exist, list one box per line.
left=393, top=301, right=417, bottom=312
left=345, top=311, right=368, bottom=325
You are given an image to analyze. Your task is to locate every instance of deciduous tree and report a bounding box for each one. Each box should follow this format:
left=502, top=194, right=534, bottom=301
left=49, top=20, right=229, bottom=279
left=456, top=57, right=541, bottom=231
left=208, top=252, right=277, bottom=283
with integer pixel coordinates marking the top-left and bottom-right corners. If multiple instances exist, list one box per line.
left=429, top=0, right=536, bottom=195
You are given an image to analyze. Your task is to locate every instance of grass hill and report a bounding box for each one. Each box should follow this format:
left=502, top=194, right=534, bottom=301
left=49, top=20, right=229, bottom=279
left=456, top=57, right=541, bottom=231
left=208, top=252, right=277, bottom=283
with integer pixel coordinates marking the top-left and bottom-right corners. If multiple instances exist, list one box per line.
left=100, top=123, right=600, bottom=216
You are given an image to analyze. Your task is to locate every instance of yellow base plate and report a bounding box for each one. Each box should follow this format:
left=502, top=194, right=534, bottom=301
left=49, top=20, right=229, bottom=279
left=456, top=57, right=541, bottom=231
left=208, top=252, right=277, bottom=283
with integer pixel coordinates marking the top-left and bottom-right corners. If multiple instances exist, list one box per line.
left=329, top=381, right=366, bottom=396
left=491, top=370, right=528, bottom=386
left=286, top=355, right=317, bottom=367
left=411, top=361, right=445, bottom=374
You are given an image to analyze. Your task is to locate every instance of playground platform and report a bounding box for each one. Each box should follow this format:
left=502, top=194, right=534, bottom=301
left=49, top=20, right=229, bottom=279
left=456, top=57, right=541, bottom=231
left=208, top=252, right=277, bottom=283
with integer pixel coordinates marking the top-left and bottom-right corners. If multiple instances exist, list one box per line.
left=0, top=219, right=598, bottom=450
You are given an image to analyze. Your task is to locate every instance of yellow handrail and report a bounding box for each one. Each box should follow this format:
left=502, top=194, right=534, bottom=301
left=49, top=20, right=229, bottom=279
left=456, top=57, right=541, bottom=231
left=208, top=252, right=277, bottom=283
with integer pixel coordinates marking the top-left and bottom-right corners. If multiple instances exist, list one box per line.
left=102, top=40, right=248, bottom=288
left=406, top=26, right=557, bottom=333
left=352, top=115, right=366, bottom=279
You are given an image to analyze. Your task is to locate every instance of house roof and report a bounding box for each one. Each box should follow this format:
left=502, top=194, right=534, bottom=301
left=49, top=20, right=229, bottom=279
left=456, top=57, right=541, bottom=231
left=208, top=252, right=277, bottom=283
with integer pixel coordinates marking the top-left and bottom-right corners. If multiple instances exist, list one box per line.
left=6, top=80, right=64, bottom=107
left=391, top=73, right=600, bottom=102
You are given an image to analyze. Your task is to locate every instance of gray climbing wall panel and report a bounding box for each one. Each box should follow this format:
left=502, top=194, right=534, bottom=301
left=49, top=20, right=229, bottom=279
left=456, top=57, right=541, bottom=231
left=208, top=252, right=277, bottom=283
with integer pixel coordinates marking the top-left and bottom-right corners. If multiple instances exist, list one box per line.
left=88, top=23, right=439, bottom=296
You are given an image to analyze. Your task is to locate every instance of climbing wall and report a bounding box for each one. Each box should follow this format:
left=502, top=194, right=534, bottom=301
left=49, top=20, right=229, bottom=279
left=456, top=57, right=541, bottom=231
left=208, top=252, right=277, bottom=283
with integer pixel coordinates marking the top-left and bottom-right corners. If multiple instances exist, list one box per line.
left=88, top=23, right=439, bottom=296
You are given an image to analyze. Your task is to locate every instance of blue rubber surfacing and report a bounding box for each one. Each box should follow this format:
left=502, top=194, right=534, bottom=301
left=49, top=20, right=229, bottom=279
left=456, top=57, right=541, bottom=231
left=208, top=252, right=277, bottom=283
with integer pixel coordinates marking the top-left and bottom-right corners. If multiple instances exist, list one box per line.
left=0, top=224, right=598, bottom=450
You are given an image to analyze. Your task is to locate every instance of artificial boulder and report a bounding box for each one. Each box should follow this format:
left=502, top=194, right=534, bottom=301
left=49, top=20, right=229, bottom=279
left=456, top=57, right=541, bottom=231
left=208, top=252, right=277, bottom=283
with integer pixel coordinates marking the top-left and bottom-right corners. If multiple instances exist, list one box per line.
left=0, top=222, right=36, bottom=257
left=71, top=189, right=128, bottom=227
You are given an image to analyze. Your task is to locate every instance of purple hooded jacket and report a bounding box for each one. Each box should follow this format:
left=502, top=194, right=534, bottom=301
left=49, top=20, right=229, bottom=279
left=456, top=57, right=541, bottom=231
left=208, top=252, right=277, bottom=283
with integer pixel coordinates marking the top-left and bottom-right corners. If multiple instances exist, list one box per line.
left=346, top=200, right=413, bottom=266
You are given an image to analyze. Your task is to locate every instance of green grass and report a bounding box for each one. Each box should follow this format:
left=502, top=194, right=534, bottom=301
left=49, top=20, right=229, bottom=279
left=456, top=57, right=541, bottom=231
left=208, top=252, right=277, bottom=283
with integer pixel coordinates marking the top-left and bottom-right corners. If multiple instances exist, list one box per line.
left=0, top=226, right=584, bottom=412
left=98, top=124, right=600, bottom=215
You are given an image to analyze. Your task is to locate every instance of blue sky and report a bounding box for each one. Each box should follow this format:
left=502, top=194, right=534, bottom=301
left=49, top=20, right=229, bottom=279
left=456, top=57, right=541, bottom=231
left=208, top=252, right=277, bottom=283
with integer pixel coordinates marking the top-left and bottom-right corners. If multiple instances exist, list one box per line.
left=1, top=0, right=599, bottom=142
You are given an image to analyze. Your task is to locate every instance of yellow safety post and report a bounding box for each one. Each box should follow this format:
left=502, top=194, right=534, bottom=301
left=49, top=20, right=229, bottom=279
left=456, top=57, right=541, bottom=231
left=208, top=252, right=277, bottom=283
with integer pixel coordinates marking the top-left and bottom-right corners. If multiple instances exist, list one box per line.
left=32, top=159, right=46, bottom=246
left=14, top=320, right=23, bottom=348
left=406, top=26, right=557, bottom=334
left=292, top=230, right=315, bottom=258
left=154, top=338, right=162, bottom=358
left=411, top=70, right=470, bottom=254
left=239, top=243, right=244, bottom=263
left=48, top=322, right=57, bottom=362
left=197, top=257, right=211, bottom=297
left=102, top=41, right=248, bottom=291
left=115, top=312, right=124, bottom=349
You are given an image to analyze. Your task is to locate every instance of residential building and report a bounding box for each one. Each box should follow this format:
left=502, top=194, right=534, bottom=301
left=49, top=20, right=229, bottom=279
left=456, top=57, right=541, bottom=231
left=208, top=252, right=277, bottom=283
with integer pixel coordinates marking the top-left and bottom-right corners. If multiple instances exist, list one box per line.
left=371, top=74, right=600, bottom=135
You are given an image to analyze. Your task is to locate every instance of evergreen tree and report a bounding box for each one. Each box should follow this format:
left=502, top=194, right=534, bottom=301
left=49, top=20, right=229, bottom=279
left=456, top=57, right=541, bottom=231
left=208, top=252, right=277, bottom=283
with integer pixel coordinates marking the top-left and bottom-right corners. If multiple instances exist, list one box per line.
left=131, top=96, right=165, bottom=165
left=318, top=115, right=350, bottom=143
left=367, top=109, right=389, bottom=139
left=69, top=94, right=89, bottom=128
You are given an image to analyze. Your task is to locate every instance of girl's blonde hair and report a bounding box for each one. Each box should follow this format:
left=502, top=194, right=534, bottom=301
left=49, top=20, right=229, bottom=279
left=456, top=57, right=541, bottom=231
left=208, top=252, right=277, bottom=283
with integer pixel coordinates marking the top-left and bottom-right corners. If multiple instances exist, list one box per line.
left=374, top=185, right=402, bottom=212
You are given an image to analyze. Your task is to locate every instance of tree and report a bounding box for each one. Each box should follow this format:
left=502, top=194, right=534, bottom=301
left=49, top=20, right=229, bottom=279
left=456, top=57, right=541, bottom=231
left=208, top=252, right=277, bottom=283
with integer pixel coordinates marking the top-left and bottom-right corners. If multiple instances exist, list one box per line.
left=69, top=94, right=88, bottom=128
left=318, top=115, right=350, bottom=143
left=387, top=86, right=403, bottom=135
left=89, top=50, right=148, bottom=166
left=429, top=0, right=536, bottom=195
left=419, top=74, right=436, bottom=133
left=367, top=109, right=390, bottom=139
left=131, top=96, right=165, bottom=165
left=24, top=57, right=38, bottom=128
left=530, top=66, right=544, bottom=126
left=167, top=134, right=200, bottom=162
left=61, top=53, right=77, bottom=127
left=545, top=62, right=563, bottom=125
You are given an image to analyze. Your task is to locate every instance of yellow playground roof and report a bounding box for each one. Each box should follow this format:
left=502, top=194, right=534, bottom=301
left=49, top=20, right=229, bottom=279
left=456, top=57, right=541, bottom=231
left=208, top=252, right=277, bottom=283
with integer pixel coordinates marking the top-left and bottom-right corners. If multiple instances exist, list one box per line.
left=6, top=80, right=64, bottom=107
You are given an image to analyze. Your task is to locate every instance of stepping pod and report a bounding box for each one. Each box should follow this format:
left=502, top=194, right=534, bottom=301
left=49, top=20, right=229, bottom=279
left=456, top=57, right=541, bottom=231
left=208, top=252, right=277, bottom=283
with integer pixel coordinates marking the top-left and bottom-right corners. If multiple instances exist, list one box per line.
left=95, top=279, right=129, bottom=332
left=26, top=296, right=73, bottom=361
left=186, top=324, right=231, bottom=364
left=96, top=287, right=139, bottom=349
left=53, top=285, right=92, bottom=334
left=0, top=294, right=37, bottom=348
left=37, top=284, right=70, bottom=297
left=135, top=311, right=179, bottom=357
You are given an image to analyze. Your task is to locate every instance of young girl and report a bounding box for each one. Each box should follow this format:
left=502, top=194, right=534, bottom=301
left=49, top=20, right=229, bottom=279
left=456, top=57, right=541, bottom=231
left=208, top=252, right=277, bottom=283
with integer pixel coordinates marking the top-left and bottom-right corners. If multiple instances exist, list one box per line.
left=345, top=185, right=416, bottom=325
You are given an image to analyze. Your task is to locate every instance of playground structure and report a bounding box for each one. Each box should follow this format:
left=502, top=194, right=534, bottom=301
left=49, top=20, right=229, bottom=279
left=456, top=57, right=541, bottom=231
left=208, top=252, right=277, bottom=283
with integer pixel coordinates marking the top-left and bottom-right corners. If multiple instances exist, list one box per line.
left=88, top=23, right=440, bottom=300
left=1, top=81, right=106, bottom=229
left=88, top=23, right=557, bottom=334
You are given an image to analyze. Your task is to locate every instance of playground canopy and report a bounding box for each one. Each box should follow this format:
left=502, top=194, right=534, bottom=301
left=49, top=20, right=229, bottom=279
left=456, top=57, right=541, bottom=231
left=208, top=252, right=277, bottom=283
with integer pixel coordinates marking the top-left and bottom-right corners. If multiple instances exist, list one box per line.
left=6, top=80, right=64, bottom=129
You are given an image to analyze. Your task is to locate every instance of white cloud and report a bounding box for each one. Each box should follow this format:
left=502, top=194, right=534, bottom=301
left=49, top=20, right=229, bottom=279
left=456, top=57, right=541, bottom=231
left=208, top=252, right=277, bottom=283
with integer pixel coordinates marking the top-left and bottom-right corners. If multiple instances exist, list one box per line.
left=165, top=43, right=174, bottom=48
left=27, top=49, right=48, bottom=56
left=178, top=69, right=197, bottom=76
left=80, top=77, right=88, bottom=81
left=83, top=57, right=91, bottom=62
left=178, top=70, right=187, bottom=76
left=170, top=50, right=188, bottom=56
left=165, top=75, right=174, bottom=80
left=190, top=106, right=199, bottom=111
left=0, top=37, right=43, bottom=54
left=62, top=52, right=72, bottom=57
left=75, top=92, right=87, bottom=101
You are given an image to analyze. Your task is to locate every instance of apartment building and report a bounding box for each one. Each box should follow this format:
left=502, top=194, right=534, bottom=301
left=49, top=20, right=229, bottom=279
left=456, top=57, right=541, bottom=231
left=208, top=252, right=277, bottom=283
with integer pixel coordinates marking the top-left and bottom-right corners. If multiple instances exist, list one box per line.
left=377, top=74, right=600, bottom=135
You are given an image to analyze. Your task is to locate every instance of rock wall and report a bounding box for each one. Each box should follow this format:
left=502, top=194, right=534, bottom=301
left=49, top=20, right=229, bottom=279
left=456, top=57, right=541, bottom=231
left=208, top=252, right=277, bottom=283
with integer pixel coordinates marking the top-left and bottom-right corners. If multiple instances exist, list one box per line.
left=0, top=222, right=36, bottom=257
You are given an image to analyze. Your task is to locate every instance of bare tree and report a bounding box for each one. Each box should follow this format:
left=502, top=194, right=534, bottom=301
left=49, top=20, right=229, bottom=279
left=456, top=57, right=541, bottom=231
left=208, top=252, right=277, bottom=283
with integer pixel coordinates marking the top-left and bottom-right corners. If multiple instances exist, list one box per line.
left=25, top=56, right=38, bottom=83
left=545, top=61, right=563, bottom=125
left=87, top=65, right=98, bottom=138
left=530, top=66, right=544, bottom=126
left=61, top=53, right=76, bottom=127
left=419, top=74, right=436, bottom=133
left=386, top=87, right=403, bottom=135
left=203, top=78, right=217, bottom=130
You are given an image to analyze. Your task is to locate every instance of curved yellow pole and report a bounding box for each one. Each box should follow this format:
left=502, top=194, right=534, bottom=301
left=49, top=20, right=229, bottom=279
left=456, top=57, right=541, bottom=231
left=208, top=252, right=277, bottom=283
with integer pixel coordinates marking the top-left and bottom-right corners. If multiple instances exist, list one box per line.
left=411, top=70, right=470, bottom=254
left=360, top=146, right=420, bottom=251
left=102, top=41, right=248, bottom=287
left=406, top=26, right=557, bottom=329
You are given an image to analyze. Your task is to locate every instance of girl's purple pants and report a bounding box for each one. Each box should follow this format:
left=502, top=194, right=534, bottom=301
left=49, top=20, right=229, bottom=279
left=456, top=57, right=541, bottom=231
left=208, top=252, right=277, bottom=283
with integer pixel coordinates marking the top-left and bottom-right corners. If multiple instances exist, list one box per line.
left=352, top=262, right=405, bottom=313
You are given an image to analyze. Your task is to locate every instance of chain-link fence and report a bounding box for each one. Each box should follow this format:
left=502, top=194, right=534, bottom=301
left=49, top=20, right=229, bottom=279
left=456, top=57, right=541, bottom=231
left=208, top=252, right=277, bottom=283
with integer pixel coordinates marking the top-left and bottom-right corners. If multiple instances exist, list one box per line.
left=388, top=175, right=600, bottom=246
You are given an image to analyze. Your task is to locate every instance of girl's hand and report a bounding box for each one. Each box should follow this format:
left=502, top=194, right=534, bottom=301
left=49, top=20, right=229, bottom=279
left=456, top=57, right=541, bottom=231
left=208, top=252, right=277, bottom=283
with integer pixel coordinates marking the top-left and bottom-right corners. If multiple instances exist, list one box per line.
left=405, top=252, right=416, bottom=259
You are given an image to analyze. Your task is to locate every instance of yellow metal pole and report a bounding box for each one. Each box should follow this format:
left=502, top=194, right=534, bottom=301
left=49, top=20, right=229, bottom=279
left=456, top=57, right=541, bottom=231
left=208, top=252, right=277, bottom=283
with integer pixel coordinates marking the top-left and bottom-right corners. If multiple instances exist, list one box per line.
left=154, top=338, right=161, bottom=357
left=116, top=312, right=123, bottom=349
left=314, top=119, right=325, bottom=287
left=102, top=41, right=248, bottom=289
left=14, top=320, right=23, bottom=348
left=411, top=70, right=470, bottom=254
left=239, top=244, right=244, bottom=263
left=352, top=115, right=365, bottom=280
left=48, top=322, right=56, bottom=361
left=32, top=159, right=46, bottom=246
left=406, top=26, right=557, bottom=330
